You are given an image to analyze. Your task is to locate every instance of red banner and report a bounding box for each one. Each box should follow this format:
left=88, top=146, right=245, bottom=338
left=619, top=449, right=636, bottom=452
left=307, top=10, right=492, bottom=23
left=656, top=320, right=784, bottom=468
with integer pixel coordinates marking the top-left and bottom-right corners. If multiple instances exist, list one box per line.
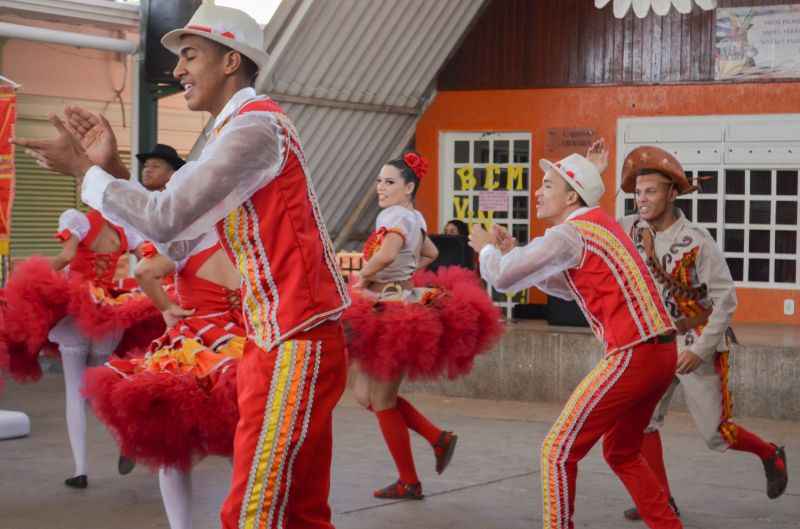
left=0, top=85, right=15, bottom=256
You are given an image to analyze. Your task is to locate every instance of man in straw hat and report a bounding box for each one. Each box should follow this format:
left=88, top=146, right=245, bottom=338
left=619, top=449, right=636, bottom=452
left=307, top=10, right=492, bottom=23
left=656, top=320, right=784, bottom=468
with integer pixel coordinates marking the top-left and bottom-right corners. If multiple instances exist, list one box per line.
left=14, top=2, right=350, bottom=528
left=601, top=145, right=788, bottom=521
left=470, top=141, right=682, bottom=529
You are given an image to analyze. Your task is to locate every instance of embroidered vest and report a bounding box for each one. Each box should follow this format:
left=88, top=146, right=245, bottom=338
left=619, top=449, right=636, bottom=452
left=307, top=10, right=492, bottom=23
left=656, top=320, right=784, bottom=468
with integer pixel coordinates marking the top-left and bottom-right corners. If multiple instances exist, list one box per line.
left=565, top=207, right=674, bottom=355
left=215, top=97, right=349, bottom=350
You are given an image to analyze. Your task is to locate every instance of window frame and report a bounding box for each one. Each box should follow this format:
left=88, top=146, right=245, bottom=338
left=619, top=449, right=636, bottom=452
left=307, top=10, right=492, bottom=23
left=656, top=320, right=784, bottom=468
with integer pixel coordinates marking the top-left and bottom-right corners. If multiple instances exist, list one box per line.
left=617, top=115, right=799, bottom=290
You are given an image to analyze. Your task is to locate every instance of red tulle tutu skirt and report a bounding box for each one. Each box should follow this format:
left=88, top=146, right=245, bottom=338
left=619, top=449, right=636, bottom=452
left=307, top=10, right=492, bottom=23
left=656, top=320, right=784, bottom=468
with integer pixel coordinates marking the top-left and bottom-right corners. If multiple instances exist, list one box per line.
left=83, top=312, right=244, bottom=471
left=0, top=257, right=162, bottom=382
left=344, top=266, right=503, bottom=381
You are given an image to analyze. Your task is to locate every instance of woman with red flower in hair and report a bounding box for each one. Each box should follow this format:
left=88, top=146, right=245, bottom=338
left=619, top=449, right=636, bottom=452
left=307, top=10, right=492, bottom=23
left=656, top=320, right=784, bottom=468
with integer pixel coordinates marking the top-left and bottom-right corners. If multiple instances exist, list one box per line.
left=345, top=150, right=503, bottom=500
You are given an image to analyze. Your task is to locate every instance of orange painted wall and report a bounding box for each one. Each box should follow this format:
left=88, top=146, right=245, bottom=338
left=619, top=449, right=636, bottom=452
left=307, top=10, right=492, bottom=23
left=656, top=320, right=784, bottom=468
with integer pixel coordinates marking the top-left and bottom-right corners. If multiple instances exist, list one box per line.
left=415, top=82, right=800, bottom=324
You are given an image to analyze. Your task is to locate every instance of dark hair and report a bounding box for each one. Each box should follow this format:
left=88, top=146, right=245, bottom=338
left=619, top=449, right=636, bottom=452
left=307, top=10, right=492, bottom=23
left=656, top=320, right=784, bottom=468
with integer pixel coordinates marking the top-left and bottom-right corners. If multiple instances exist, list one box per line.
left=241, top=56, right=259, bottom=86
left=386, top=150, right=423, bottom=199
left=446, top=219, right=469, bottom=237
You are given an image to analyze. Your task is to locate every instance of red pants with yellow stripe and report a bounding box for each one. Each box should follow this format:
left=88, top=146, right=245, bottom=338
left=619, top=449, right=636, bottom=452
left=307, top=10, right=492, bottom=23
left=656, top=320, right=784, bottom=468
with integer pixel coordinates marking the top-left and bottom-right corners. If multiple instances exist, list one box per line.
left=220, top=321, right=347, bottom=529
left=541, top=342, right=681, bottom=529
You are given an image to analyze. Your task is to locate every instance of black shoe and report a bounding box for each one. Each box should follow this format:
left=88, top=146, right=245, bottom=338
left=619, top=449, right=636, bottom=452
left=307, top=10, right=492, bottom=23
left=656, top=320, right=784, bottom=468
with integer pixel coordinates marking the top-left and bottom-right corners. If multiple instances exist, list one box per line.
left=764, top=445, right=788, bottom=499
left=623, top=497, right=680, bottom=521
left=64, top=475, right=87, bottom=489
left=434, top=431, right=458, bottom=475
left=118, top=455, right=136, bottom=475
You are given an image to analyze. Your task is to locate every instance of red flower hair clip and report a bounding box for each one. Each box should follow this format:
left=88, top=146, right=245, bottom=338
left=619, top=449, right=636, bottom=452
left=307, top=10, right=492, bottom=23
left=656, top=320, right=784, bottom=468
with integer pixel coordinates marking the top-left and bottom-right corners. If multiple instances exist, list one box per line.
left=403, top=152, right=428, bottom=181
left=140, top=242, right=159, bottom=259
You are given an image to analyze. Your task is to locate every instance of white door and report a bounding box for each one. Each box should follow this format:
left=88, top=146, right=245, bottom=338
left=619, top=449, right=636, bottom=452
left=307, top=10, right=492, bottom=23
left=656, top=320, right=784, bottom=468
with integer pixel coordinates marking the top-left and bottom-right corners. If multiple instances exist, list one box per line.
left=439, top=132, right=533, bottom=318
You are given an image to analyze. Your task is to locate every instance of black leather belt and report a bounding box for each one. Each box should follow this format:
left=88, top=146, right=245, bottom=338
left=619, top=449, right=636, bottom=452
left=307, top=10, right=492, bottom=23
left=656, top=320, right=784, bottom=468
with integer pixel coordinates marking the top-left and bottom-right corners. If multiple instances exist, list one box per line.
left=644, top=333, right=676, bottom=345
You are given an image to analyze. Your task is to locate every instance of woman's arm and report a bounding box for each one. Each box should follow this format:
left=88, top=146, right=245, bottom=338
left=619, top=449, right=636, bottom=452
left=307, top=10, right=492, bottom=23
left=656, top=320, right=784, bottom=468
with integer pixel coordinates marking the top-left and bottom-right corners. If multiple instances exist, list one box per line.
left=133, top=254, right=177, bottom=312
left=51, top=236, right=80, bottom=271
left=417, top=235, right=439, bottom=270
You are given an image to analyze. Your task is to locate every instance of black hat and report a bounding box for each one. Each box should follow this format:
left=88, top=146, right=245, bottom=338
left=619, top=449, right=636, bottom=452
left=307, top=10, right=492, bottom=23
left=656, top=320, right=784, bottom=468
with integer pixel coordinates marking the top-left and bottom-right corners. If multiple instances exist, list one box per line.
left=136, top=144, right=185, bottom=171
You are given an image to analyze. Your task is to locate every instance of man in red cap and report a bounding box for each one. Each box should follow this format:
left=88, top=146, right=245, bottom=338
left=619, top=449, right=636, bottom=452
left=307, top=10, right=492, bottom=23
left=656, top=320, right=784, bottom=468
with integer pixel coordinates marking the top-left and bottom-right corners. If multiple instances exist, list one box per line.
left=601, top=145, right=788, bottom=520
left=14, top=3, right=350, bottom=529
left=471, top=142, right=682, bottom=529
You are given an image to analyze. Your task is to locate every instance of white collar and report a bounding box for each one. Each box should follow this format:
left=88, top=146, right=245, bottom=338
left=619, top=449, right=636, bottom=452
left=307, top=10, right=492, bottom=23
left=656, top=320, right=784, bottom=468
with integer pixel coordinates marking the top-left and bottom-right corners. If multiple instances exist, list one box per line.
left=565, top=206, right=593, bottom=221
left=212, top=87, right=257, bottom=131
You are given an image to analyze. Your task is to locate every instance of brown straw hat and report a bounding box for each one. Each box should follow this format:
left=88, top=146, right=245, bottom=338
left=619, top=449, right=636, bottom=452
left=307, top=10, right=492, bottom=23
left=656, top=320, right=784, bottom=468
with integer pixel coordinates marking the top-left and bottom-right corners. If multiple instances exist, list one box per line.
left=621, top=146, right=696, bottom=195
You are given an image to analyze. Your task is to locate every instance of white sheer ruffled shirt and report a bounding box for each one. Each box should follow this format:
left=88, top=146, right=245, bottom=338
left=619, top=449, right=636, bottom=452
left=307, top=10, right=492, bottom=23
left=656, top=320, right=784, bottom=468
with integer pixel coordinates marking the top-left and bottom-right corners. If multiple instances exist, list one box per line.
left=81, top=87, right=284, bottom=261
left=479, top=207, right=593, bottom=300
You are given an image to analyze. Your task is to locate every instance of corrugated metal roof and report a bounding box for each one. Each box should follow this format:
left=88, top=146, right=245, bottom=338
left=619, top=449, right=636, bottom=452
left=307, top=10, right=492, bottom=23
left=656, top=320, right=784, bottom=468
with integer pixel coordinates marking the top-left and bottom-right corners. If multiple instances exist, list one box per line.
left=259, top=0, right=487, bottom=247
left=280, top=102, right=416, bottom=243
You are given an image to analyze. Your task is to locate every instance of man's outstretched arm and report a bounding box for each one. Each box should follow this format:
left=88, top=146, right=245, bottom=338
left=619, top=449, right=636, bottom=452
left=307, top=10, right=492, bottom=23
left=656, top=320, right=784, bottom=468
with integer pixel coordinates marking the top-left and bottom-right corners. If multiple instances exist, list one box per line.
left=82, top=112, right=284, bottom=244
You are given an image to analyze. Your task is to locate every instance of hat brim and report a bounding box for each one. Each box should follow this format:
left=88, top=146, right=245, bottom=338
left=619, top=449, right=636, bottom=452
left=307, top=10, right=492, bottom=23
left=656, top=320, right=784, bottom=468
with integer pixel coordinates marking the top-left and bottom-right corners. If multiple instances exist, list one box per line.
left=161, top=28, right=269, bottom=70
left=621, top=169, right=697, bottom=196
left=539, top=158, right=598, bottom=207
left=136, top=153, right=185, bottom=170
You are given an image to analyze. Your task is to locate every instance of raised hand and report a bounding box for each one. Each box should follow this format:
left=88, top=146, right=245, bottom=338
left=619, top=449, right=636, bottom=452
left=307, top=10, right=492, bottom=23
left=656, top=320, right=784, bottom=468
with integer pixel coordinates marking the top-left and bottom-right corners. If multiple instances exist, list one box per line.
left=12, top=114, right=93, bottom=179
left=64, top=106, right=128, bottom=179
left=586, top=137, right=609, bottom=175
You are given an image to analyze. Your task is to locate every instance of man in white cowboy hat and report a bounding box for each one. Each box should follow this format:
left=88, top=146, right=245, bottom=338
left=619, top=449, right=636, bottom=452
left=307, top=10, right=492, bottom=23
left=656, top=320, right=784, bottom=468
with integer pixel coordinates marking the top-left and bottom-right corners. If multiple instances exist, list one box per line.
left=14, top=2, right=350, bottom=528
left=469, top=141, right=683, bottom=529
left=601, top=145, right=788, bottom=522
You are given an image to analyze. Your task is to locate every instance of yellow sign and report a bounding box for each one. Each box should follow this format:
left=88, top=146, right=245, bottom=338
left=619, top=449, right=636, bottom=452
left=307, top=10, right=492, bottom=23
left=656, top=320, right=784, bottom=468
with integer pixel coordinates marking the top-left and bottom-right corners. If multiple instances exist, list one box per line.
left=455, top=164, right=526, bottom=191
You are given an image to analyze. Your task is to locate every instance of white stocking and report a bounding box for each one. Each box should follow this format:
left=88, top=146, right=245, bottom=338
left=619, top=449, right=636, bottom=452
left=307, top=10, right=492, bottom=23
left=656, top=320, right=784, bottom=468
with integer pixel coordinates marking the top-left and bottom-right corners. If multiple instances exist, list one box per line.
left=159, top=467, right=192, bottom=529
left=60, top=347, right=88, bottom=477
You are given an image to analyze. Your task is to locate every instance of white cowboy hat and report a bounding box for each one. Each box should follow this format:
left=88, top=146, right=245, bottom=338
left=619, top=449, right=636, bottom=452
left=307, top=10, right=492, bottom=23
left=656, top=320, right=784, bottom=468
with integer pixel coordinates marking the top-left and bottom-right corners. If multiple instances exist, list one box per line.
left=539, top=153, right=606, bottom=207
left=161, top=1, right=269, bottom=70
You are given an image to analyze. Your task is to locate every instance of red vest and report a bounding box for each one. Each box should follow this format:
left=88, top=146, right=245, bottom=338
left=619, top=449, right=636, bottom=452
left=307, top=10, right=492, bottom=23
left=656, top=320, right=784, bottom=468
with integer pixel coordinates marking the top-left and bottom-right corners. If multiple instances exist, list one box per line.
left=64, top=209, right=128, bottom=291
left=215, top=97, right=349, bottom=350
left=565, top=208, right=673, bottom=356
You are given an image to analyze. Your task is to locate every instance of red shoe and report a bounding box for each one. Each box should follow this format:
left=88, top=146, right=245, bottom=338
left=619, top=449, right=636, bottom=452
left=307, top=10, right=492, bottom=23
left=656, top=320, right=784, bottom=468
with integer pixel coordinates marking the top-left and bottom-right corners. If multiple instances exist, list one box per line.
left=434, top=431, right=458, bottom=474
left=373, top=480, right=424, bottom=500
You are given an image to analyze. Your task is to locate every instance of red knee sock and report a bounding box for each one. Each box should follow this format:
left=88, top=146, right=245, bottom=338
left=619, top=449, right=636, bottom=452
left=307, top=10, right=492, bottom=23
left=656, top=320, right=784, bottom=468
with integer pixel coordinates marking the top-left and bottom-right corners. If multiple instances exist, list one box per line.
left=640, top=431, right=671, bottom=497
left=396, top=397, right=441, bottom=446
left=375, top=408, right=419, bottom=484
left=729, top=425, right=779, bottom=466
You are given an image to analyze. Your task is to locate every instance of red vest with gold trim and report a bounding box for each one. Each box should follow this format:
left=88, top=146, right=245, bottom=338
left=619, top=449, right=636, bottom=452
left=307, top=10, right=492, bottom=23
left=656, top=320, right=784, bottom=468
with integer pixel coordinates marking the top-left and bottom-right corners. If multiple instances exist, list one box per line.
left=565, top=208, right=673, bottom=356
left=215, top=97, right=349, bottom=351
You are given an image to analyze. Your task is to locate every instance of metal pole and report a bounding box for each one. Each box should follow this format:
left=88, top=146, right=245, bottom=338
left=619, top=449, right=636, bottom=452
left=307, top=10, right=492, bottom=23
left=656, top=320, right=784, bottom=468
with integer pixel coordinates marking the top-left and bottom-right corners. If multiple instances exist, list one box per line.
left=136, top=0, right=158, bottom=180
left=0, top=22, right=137, bottom=54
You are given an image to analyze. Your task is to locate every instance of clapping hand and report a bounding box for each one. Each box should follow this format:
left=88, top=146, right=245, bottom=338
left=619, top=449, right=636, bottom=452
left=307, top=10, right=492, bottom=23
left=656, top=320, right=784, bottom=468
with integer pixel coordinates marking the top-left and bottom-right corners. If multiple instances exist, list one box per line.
left=492, top=225, right=517, bottom=254
left=468, top=224, right=496, bottom=253
left=12, top=114, right=93, bottom=180
left=64, top=106, right=128, bottom=179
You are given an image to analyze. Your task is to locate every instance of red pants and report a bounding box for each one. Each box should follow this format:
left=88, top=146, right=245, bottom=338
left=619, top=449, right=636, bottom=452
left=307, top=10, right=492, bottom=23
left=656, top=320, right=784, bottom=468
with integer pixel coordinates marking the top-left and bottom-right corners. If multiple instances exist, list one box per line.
left=541, top=342, right=681, bottom=529
left=220, top=321, right=347, bottom=529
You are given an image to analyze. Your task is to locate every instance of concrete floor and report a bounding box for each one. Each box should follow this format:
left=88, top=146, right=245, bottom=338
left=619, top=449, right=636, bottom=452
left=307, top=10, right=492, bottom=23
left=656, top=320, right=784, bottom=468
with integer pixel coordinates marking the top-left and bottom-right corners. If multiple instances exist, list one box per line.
left=1, top=375, right=798, bottom=529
